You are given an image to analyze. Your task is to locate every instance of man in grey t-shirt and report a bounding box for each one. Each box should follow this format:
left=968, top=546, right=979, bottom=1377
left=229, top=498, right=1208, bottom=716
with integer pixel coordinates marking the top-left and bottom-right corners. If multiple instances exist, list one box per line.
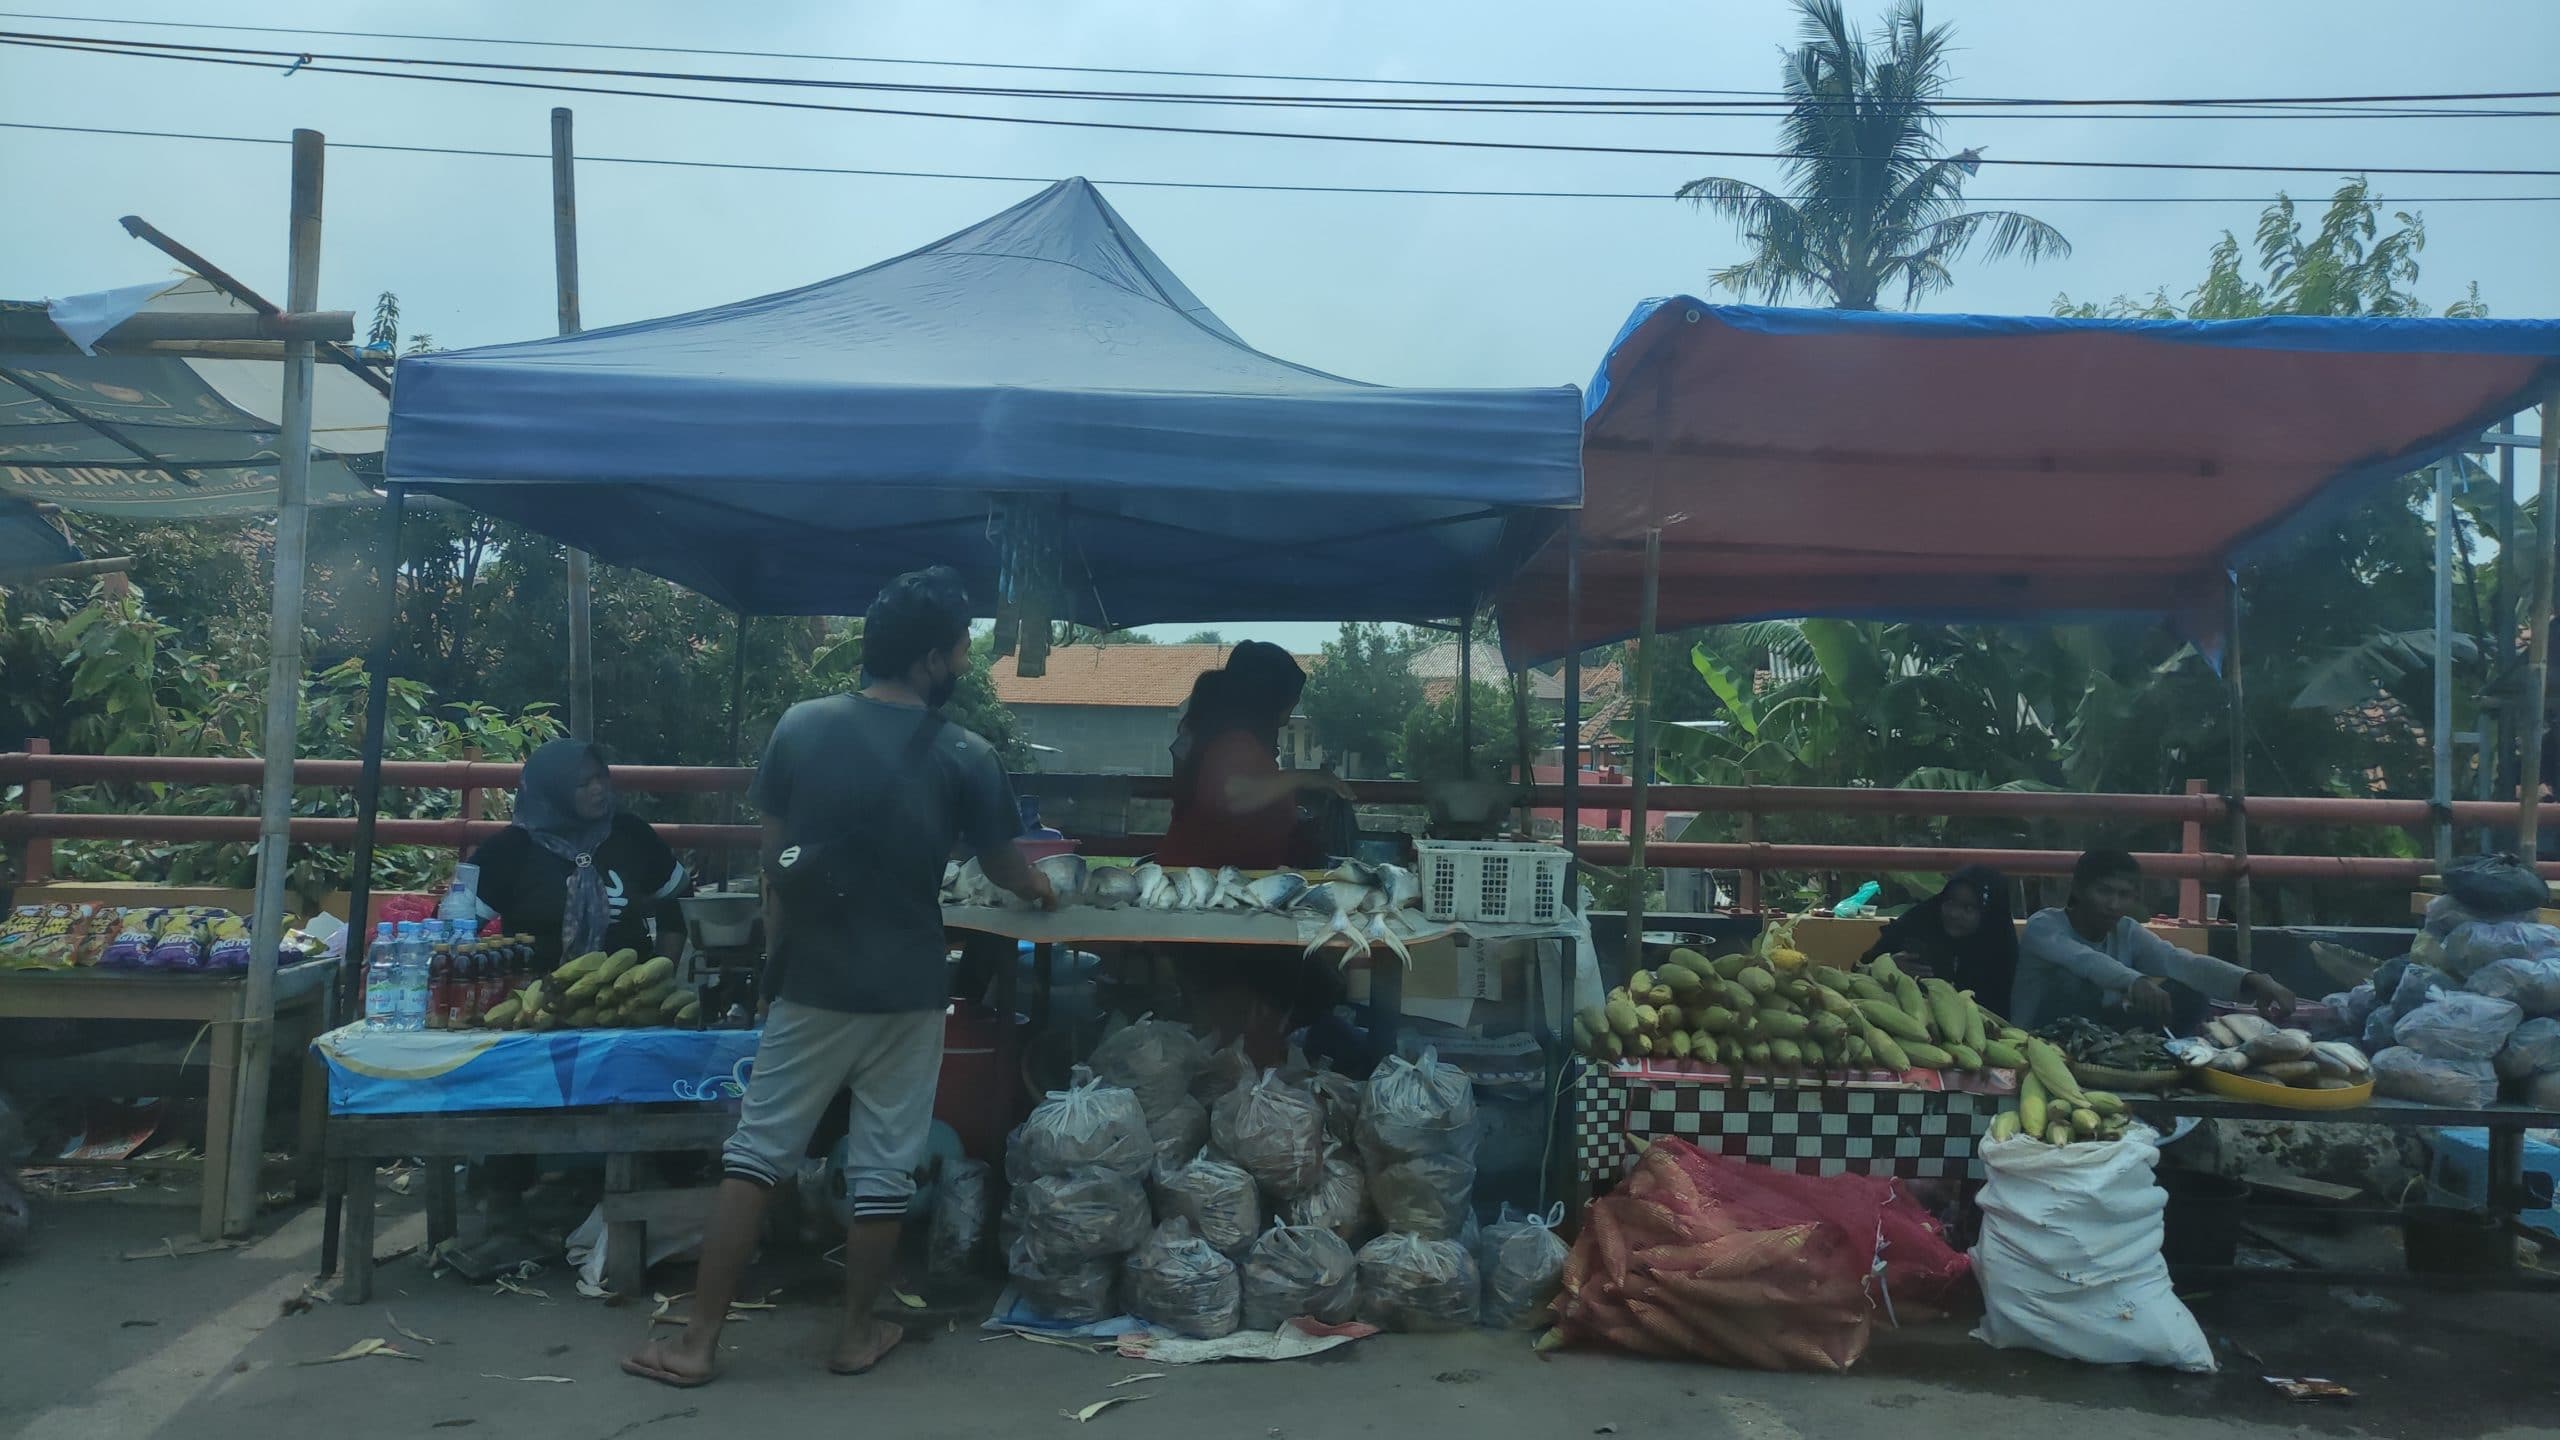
left=626, top=567, right=1050, bottom=1390
left=2011, top=848, right=2293, bottom=1030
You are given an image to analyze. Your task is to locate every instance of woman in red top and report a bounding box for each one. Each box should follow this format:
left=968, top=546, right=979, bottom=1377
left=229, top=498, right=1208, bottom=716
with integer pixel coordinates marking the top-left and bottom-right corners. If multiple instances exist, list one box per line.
left=1157, top=644, right=1351, bottom=869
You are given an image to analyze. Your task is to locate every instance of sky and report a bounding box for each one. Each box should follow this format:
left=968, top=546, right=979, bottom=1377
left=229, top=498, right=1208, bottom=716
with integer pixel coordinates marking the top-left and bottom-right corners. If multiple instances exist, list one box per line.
left=4, top=0, right=2557, bottom=652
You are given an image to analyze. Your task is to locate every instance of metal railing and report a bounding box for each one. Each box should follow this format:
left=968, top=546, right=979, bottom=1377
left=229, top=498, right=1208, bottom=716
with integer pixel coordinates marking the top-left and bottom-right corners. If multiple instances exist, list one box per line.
left=9, top=742, right=2560, bottom=910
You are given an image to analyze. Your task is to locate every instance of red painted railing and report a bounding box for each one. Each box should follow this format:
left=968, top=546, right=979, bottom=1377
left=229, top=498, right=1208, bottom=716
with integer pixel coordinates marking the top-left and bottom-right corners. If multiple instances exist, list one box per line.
left=9, top=745, right=2559, bottom=901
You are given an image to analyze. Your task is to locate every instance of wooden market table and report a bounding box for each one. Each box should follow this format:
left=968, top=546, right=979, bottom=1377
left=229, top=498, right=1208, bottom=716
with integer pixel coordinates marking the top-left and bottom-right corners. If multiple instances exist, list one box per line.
left=0, top=957, right=338, bottom=1239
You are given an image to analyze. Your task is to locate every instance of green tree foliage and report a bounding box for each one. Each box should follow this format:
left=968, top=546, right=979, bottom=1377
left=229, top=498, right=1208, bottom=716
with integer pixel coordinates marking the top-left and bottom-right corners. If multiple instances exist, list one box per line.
left=1399, top=680, right=1522, bottom=782
left=1301, top=623, right=1421, bottom=778
left=1668, top=184, right=2496, bottom=921
left=1678, top=0, right=2068, bottom=310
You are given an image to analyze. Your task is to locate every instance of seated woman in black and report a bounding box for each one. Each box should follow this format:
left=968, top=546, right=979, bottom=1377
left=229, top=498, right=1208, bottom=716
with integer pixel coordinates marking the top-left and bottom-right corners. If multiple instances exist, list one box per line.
left=471, top=738, right=688, bottom=971
left=1858, top=864, right=2018, bottom=1007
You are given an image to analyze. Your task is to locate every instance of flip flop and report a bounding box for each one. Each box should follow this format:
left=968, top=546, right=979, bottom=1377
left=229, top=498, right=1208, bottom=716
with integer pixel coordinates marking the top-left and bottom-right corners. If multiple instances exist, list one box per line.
left=827, top=1322, right=905, bottom=1376
left=620, top=1350, right=716, bottom=1389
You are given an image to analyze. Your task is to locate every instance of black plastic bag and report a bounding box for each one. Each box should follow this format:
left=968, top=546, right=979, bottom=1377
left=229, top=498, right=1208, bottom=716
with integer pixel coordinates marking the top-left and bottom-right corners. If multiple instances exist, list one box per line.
left=2443, top=853, right=2551, bottom=919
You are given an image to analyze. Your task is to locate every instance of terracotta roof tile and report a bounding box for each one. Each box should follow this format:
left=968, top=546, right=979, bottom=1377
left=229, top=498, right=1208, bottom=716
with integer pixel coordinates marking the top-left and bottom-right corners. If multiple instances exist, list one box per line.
left=989, top=644, right=1319, bottom=709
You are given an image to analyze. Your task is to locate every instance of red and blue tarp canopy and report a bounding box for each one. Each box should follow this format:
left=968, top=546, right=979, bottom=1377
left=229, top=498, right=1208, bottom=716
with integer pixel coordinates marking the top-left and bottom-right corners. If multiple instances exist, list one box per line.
left=1499, top=299, right=2560, bottom=663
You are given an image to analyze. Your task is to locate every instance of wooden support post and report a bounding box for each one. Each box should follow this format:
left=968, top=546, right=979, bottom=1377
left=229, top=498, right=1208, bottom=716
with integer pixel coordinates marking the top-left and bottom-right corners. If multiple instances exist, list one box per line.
left=551, top=106, right=595, bottom=741
left=22, top=737, right=52, bottom=884
left=2228, top=573, right=2254, bottom=972
left=227, top=127, right=325, bottom=1238
left=1624, top=528, right=1661, bottom=975
left=2179, top=778, right=2208, bottom=923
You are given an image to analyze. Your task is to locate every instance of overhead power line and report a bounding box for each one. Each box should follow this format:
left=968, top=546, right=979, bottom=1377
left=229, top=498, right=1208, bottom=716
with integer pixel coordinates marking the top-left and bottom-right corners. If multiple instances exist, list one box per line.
left=13, top=119, right=2560, bottom=206
left=8, top=8, right=2560, bottom=110
left=11, top=33, right=2560, bottom=178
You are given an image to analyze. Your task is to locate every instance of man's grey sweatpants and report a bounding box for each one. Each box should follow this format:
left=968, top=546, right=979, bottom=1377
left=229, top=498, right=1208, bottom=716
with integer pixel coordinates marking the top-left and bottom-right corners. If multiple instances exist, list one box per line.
left=721, top=999, right=943, bottom=1222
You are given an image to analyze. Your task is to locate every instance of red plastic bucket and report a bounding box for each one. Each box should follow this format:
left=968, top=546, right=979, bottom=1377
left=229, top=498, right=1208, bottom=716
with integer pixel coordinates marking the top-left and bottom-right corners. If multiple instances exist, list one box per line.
left=934, top=1002, right=1019, bottom=1164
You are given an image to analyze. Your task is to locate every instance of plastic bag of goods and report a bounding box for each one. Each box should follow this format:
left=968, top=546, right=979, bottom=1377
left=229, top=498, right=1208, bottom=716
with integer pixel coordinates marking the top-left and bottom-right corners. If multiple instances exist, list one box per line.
left=1157, top=1149, right=1261, bottom=1258
left=2361, top=1006, right=2399, bottom=1053
left=1019, top=1066, right=1152, bottom=1180
left=1286, top=1141, right=1372, bottom=1243
left=1241, top=1221, right=1360, bottom=1331
left=2370, top=1046, right=2498, bottom=1108
left=2464, top=956, right=2560, bottom=1015
left=1194, top=1038, right=1310, bottom=1106
left=1970, top=1125, right=2214, bottom=1372
left=1122, top=1218, right=1242, bottom=1340
left=2395, top=992, right=2523, bottom=1064
left=1306, top=1058, right=1364, bottom=1144
left=2319, top=985, right=2379, bottom=1036
left=1090, top=1015, right=1205, bottom=1119
left=1552, top=1138, right=1971, bottom=1371
left=2391, top=963, right=2456, bottom=1015
left=1354, top=1231, right=1479, bottom=1333
left=1007, top=1235, right=1119, bottom=1324
left=1211, top=1069, right=1324, bottom=1198
left=2441, top=852, right=2551, bottom=919
left=1021, top=1169, right=1152, bottom=1269
left=2496, top=1017, right=2560, bottom=1081
left=2528, top=1072, right=2560, bottom=1110
left=2423, top=892, right=2487, bottom=939
left=1478, top=1203, right=1570, bottom=1330
left=1358, top=1048, right=1477, bottom=1167
left=1145, top=1096, right=1209, bottom=1182
left=2444, top=922, right=2560, bottom=981
left=1368, top=1152, right=1475, bottom=1241
left=927, top=1158, right=991, bottom=1276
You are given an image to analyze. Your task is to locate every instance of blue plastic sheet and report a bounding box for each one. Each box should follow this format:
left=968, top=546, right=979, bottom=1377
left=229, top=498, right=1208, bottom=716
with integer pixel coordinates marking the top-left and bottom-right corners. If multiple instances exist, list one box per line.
left=314, top=1023, right=759, bottom=1115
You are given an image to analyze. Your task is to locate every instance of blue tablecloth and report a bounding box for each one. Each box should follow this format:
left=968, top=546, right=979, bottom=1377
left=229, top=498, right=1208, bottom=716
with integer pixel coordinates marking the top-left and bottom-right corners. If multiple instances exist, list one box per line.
left=313, top=1023, right=761, bottom=1115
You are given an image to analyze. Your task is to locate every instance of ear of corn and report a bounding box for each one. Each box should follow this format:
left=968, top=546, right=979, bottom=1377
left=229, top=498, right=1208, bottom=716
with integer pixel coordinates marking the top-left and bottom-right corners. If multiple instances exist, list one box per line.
left=1857, top=1000, right=1931, bottom=1043
left=1989, top=1111, right=2022, bottom=1142
left=1901, top=1041, right=1955, bottom=1069
left=2044, top=1122, right=2077, bottom=1146
left=2019, top=1072, right=2048, bottom=1136
left=594, top=948, right=641, bottom=986
left=1921, top=979, right=1968, bottom=1046
left=1981, top=1039, right=2026, bottom=1069
left=2023, top=1038, right=2089, bottom=1108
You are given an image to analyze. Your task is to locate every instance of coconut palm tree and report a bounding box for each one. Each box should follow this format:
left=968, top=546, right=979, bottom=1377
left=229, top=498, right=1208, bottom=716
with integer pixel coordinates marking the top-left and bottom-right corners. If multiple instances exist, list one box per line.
left=1677, top=0, right=2069, bottom=310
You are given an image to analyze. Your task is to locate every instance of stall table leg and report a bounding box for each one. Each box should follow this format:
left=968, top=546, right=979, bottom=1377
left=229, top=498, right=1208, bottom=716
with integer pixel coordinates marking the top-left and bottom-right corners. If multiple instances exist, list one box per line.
left=422, top=1161, right=460, bottom=1252
left=199, top=1011, right=242, bottom=1240
left=295, top=1047, right=329, bottom=1200
left=319, top=1156, right=344, bottom=1278
left=604, top=1109, right=646, bottom=1297
left=1369, top=957, right=1403, bottom=1058
left=342, top=1160, right=377, bottom=1303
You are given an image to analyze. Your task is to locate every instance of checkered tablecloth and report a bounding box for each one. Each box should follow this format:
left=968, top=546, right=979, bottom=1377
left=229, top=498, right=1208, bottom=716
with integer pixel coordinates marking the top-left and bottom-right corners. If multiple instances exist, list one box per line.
left=1573, top=1069, right=1999, bottom=1184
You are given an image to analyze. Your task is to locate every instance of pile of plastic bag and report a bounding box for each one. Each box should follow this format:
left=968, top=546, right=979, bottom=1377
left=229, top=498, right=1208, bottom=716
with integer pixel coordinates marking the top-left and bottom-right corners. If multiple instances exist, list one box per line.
left=1007, top=1067, right=1155, bottom=1321
left=1355, top=1231, right=1479, bottom=1332
left=1478, top=1204, right=1569, bottom=1330
left=1241, top=1221, right=1359, bottom=1331
left=1123, top=1217, right=1241, bottom=1339
left=2333, top=864, right=2554, bottom=1109
left=1211, top=1069, right=1325, bottom=1198
left=1156, top=1149, right=1261, bottom=1257
left=928, top=1158, right=991, bottom=1276
left=1551, top=1138, right=1971, bottom=1371
left=1357, top=1049, right=1479, bottom=1257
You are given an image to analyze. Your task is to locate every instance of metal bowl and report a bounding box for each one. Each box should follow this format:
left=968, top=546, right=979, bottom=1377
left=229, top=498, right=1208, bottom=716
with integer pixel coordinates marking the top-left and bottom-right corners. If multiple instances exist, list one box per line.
left=680, top=891, right=761, bottom=949
left=1423, top=779, right=1523, bottom=835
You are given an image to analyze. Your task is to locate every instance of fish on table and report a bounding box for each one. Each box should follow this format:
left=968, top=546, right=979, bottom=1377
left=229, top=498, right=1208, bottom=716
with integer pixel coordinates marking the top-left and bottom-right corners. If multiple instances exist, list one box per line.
left=1086, top=865, right=1143, bottom=910
left=1030, top=853, right=1089, bottom=907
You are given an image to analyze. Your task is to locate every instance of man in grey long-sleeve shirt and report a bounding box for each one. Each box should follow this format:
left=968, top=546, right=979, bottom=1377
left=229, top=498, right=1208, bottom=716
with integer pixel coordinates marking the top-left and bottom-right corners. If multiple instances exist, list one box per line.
left=2011, top=849, right=2294, bottom=1030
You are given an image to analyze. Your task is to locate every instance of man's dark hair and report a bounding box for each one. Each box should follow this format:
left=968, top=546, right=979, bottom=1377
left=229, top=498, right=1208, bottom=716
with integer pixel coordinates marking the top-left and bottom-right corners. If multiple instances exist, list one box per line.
left=1224, top=639, right=1306, bottom=711
left=2070, top=848, right=2143, bottom=898
left=862, top=566, right=973, bottom=680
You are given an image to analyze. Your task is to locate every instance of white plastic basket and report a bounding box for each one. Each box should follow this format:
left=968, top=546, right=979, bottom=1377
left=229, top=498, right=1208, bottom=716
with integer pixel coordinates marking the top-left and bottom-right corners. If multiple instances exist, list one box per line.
left=1413, top=839, right=1571, bottom=926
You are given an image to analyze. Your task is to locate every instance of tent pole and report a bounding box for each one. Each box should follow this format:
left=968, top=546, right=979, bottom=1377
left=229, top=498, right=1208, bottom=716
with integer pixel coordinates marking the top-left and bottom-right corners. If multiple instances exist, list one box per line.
left=551, top=106, right=595, bottom=741
left=2435, top=457, right=2457, bottom=870
left=227, top=128, right=324, bottom=1238
left=1511, top=666, right=1533, bottom=831
left=341, top=485, right=407, bottom=1018
left=1624, top=526, right=1660, bottom=975
left=1458, top=606, right=1475, bottom=774
left=2523, top=398, right=2560, bottom=857
left=720, top=609, right=749, bottom=888
left=2227, top=570, right=2253, bottom=974
left=1562, top=515, right=1582, bottom=876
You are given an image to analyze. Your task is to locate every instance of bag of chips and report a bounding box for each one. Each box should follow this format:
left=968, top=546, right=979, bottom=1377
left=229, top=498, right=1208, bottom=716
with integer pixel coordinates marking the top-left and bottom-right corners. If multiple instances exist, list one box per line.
left=98, top=908, right=161, bottom=968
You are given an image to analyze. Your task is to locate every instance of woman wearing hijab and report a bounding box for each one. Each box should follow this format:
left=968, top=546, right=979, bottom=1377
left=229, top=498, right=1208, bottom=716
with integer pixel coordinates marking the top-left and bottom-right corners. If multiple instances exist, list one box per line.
left=471, top=738, right=690, bottom=971
left=1857, top=865, right=2019, bottom=1005
left=1158, top=641, right=1352, bottom=870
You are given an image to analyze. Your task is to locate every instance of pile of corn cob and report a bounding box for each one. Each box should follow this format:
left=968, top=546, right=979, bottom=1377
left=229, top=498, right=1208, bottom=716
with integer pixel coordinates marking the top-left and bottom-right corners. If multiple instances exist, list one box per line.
left=478, top=947, right=707, bottom=1031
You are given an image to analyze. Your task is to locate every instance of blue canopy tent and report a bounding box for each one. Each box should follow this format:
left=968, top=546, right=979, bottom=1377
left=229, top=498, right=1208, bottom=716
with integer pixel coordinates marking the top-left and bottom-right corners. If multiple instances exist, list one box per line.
left=1501, top=298, right=2560, bottom=967
left=385, top=178, right=1581, bottom=626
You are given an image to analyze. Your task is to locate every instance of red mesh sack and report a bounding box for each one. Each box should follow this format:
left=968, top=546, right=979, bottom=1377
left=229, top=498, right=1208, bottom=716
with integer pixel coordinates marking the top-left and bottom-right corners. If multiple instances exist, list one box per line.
left=1552, top=1138, right=1971, bottom=1372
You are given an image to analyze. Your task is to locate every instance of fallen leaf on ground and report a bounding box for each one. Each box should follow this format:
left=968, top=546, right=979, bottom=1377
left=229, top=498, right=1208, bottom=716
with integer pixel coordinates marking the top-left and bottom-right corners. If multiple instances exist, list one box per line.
left=430, top=1421, right=476, bottom=1429
left=492, top=1276, right=549, bottom=1299
left=1110, top=1374, right=1166, bottom=1388
left=1064, top=1396, right=1147, bottom=1423
left=300, top=1338, right=422, bottom=1365
left=890, top=1288, right=927, bottom=1310
left=478, top=1373, right=576, bottom=1383
left=575, top=1279, right=613, bottom=1299
left=386, top=1311, right=441, bottom=1347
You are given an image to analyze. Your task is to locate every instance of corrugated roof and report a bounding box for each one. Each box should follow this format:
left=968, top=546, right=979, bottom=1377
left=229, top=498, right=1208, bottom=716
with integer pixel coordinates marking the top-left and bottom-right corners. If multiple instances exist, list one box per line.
left=989, top=644, right=1320, bottom=709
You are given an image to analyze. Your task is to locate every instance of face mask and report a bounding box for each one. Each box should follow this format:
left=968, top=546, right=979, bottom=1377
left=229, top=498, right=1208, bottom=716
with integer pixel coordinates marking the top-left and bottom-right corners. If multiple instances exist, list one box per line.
left=925, top=656, right=960, bottom=711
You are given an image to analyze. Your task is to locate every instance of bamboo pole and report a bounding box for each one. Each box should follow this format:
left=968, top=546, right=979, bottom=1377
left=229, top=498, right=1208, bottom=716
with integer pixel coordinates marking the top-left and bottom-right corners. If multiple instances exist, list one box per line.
left=1561, top=515, right=1582, bottom=878
left=551, top=107, right=595, bottom=741
left=2228, top=572, right=2253, bottom=972
left=2524, top=399, right=2560, bottom=857
left=1624, top=526, right=1660, bottom=973
left=2434, top=458, right=2457, bottom=869
left=226, top=128, right=325, bottom=1238
left=340, top=485, right=407, bottom=1017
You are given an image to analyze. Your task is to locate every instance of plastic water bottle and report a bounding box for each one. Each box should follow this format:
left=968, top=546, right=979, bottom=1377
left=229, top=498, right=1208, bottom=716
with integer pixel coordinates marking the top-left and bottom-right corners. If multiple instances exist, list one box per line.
left=393, top=921, right=432, bottom=1032
left=361, top=923, right=400, bottom=1030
